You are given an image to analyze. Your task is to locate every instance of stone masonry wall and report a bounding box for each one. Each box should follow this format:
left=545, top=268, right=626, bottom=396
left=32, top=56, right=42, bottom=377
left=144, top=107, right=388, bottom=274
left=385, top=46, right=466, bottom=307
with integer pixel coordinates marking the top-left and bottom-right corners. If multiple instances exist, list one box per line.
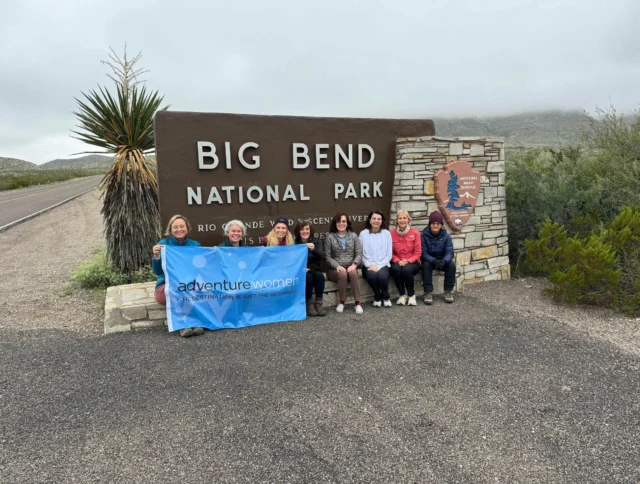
left=392, top=136, right=510, bottom=291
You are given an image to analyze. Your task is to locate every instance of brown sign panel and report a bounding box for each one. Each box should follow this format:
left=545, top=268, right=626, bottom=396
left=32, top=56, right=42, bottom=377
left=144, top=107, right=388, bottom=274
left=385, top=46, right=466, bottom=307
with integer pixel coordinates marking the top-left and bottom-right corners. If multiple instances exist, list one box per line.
left=434, top=161, right=481, bottom=231
left=154, top=112, right=434, bottom=246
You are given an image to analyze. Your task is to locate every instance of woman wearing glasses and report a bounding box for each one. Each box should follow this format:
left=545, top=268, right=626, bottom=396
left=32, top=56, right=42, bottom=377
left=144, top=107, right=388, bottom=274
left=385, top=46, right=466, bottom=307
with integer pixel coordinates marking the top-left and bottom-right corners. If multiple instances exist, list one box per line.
left=324, top=212, right=364, bottom=314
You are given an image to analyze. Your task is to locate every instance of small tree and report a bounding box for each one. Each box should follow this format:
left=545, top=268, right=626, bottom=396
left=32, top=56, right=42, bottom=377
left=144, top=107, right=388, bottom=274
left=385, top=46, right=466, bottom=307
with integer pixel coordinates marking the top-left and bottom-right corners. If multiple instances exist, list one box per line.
left=72, top=46, right=168, bottom=274
left=446, top=170, right=460, bottom=209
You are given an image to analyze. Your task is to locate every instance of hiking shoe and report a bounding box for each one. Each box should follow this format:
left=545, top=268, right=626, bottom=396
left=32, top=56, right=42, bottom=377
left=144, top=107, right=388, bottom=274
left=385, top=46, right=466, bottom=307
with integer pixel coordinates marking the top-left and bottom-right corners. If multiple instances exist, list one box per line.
left=179, top=328, right=195, bottom=338
left=383, top=299, right=392, bottom=308
left=307, top=301, right=318, bottom=317
left=444, top=291, right=454, bottom=303
left=372, top=300, right=382, bottom=308
left=314, top=301, right=326, bottom=317
left=396, top=295, right=407, bottom=306
left=424, top=292, right=433, bottom=305
left=355, top=304, right=364, bottom=314
left=408, top=295, right=417, bottom=306
left=336, top=303, right=345, bottom=313
left=193, top=327, right=205, bottom=336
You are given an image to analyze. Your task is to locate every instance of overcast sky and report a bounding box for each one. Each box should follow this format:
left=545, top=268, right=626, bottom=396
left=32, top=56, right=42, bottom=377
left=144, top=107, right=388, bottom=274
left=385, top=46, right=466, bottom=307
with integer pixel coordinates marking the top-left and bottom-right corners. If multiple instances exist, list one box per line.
left=1, top=0, right=638, bottom=164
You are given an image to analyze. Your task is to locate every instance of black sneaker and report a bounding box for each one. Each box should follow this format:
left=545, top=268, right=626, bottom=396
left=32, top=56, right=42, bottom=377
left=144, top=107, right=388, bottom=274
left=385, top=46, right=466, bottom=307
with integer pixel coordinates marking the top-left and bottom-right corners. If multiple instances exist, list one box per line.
left=424, top=292, right=433, bottom=305
left=444, top=291, right=454, bottom=303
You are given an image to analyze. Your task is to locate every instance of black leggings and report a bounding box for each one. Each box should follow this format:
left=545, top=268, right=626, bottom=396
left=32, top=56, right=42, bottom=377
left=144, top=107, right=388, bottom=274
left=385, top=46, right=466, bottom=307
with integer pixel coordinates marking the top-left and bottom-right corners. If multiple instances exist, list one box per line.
left=362, top=265, right=391, bottom=301
left=390, top=262, right=420, bottom=296
left=306, top=270, right=325, bottom=301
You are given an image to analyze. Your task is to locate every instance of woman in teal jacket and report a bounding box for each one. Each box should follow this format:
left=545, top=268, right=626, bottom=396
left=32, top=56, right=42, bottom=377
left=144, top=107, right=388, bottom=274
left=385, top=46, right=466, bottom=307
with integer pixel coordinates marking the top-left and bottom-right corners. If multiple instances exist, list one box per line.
left=152, top=214, right=202, bottom=337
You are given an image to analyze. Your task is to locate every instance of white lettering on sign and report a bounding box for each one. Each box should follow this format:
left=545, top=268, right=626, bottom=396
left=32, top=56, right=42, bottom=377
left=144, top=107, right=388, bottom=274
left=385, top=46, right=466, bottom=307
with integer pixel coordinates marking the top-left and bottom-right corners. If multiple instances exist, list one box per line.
left=333, top=182, right=383, bottom=200
left=197, top=141, right=261, bottom=170
left=358, top=144, right=375, bottom=168
left=292, top=143, right=310, bottom=169
left=186, top=185, right=311, bottom=205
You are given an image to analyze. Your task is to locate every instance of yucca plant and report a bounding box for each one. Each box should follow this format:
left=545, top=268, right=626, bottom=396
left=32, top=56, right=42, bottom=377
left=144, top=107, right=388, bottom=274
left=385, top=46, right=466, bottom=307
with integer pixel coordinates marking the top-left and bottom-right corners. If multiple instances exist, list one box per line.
left=72, top=83, right=168, bottom=274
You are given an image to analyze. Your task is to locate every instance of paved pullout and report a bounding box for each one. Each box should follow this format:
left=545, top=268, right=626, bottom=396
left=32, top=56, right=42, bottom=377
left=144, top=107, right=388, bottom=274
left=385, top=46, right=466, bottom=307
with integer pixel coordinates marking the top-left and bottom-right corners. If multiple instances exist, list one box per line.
left=1, top=301, right=639, bottom=483
left=0, top=190, right=639, bottom=482
left=0, top=175, right=102, bottom=229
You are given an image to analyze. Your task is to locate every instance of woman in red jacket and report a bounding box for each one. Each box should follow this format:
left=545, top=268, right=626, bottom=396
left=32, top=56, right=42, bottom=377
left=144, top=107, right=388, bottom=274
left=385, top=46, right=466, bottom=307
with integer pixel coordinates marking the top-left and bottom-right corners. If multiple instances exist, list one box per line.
left=390, top=210, right=422, bottom=306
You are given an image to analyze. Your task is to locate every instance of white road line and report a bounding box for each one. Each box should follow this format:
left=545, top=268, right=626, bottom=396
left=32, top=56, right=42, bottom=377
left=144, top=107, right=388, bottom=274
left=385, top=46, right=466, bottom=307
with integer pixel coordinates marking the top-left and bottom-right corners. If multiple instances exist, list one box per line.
left=0, top=177, right=100, bottom=204
left=0, top=187, right=97, bottom=233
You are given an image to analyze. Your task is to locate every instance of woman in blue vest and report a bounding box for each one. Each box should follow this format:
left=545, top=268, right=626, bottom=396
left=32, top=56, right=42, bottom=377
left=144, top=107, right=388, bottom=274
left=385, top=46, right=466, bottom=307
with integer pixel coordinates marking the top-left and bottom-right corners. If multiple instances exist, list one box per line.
left=152, top=214, right=203, bottom=337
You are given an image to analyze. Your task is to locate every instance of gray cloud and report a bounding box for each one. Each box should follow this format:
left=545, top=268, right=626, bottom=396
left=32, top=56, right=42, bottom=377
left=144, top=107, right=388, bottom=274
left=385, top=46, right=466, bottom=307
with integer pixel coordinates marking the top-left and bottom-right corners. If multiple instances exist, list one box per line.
left=1, top=0, right=638, bottom=163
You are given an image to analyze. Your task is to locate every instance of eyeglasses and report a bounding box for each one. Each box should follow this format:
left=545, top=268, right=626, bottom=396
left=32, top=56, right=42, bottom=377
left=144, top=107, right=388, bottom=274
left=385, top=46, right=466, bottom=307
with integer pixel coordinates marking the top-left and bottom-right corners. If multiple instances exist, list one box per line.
left=337, top=220, right=347, bottom=224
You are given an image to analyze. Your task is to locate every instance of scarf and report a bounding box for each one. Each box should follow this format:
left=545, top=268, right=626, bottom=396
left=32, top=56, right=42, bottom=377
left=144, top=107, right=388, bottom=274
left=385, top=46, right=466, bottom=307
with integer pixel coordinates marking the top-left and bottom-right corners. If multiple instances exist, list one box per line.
left=396, top=225, right=411, bottom=236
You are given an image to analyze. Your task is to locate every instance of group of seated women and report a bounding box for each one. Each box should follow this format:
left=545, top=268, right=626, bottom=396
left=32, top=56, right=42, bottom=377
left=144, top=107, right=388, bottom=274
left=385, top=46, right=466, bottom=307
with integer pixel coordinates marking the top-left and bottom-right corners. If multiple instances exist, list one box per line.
left=152, top=210, right=456, bottom=337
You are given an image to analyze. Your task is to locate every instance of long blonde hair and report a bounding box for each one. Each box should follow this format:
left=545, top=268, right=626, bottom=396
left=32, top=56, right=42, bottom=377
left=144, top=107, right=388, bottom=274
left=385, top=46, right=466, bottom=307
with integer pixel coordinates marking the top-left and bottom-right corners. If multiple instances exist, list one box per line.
left=265, top=229, right=294, bottom=246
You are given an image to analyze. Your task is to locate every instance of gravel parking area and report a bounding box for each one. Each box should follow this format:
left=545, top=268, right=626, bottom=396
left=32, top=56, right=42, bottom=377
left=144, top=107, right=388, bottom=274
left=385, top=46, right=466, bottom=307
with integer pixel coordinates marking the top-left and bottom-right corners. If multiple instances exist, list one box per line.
left=1, top=189, right=638, bottom=358
left=1, top=190, right=639, bottom=482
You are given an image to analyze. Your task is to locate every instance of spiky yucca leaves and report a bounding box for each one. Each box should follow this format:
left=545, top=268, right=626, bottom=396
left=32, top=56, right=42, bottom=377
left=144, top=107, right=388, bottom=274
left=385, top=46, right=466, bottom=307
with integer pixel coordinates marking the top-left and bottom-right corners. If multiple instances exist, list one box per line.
left=73, top=84, right=167, bottom=273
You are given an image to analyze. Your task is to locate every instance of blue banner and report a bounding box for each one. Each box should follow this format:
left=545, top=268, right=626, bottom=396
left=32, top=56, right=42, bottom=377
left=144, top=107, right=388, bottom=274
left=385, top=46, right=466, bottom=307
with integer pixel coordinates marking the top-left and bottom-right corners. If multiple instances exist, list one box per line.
left=161, top=245, right=307, bottom=332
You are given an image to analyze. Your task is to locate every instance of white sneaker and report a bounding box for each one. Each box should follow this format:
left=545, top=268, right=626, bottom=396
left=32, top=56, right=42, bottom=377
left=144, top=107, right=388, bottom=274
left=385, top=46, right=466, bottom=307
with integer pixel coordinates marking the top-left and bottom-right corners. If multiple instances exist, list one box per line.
left=355, top=304, right=364, bottom=314
left=383, top=299, right=392, bottom=308
left=372, top=300, right=382, bottom=308
left=408, top=295, right=417, bottom=306
left=396, top=295, right=407, bottom=306
left=336, top=303, right=344, bottom=313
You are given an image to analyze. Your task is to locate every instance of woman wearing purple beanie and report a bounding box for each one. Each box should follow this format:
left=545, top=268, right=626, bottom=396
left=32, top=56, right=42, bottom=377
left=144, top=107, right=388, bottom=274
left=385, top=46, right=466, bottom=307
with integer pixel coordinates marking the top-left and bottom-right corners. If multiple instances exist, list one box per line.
left=420, top=211, right=456, bottom=304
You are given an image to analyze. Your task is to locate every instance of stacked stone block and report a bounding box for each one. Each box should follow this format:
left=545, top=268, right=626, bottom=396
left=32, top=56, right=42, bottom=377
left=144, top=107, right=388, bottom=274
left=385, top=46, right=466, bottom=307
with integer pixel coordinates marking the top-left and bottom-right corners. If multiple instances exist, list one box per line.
left=104, top=283, right=167, bottom=333
left=392, top=136, right=510, bottom=291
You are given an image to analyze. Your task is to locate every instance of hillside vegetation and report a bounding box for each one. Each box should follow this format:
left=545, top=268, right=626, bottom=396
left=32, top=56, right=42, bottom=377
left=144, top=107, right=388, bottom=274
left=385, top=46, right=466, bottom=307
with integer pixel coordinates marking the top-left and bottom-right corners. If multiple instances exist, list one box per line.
left=0, top=157, right=39, bottom=172
left=40, top=154, right=113, bottom=170
left=433, top=110, right=588, bottom=147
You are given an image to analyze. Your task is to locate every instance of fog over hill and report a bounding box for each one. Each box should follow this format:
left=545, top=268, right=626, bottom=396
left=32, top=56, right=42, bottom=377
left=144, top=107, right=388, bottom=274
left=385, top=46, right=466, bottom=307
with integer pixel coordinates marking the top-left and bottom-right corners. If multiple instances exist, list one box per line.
left=433, top=110, right=590, bottom=147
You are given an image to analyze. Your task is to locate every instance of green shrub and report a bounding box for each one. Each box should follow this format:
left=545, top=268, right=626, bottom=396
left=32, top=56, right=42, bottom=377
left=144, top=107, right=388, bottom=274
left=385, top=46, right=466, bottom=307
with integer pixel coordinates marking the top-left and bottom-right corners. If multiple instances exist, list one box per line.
left=524, top=207, right=640, bottom=315
left=71, top=247, right=155, bottom=290
left=602, top=206, right=640, bottom=315
left=546, top=235, right=620, bottom=307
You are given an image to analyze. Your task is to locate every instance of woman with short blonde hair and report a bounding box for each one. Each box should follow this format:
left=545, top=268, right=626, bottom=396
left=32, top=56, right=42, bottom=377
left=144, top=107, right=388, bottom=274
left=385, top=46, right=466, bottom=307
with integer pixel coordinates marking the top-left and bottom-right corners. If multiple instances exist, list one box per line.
left=390, top=210, right=422, bottom=306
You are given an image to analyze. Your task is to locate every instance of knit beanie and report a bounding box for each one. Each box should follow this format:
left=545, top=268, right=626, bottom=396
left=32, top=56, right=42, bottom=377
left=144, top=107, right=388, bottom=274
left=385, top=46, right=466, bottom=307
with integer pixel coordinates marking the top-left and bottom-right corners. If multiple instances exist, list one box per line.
left=428, top=211, right=444, bottom=225
left=273, top=217, right=289, bottom=227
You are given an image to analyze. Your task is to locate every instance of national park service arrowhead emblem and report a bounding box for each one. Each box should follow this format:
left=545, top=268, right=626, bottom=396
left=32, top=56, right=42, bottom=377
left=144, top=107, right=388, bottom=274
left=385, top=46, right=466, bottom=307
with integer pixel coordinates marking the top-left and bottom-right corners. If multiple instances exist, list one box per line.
left=434, top=161, right=481, bottom=231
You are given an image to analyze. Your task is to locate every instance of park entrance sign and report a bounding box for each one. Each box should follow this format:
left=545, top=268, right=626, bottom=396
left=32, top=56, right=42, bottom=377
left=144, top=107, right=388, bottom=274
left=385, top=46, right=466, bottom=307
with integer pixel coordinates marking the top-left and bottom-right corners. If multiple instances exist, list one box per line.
left=154, top=112, right=434, bottom=246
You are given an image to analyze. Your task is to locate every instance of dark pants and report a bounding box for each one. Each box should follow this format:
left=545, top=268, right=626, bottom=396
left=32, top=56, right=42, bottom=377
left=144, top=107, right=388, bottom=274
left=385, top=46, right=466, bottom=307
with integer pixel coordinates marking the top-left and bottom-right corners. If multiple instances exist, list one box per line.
left=362, top=265, right=391, bottom=301
left=306, top=270, right=325, bottom=301
left=390, top=262, right=420, bottom=296
left=422, top=260, right=456, bottom=293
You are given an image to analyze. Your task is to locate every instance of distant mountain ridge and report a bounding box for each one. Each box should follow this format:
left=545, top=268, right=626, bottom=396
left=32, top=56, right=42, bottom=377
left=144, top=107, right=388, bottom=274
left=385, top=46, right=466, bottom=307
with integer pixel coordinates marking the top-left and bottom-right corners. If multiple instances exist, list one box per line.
left=0, top=110, right=598, bottom=173
left=0, top=157, right=39, bottom=172
left=0, top=154, right=113, bottom=174
left=40, top=154, right=114, bottom=170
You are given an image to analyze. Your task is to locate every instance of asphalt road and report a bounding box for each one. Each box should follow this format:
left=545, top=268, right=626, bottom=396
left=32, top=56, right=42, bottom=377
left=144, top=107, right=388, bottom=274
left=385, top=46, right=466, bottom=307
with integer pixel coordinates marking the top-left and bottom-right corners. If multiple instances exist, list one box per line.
left=0, top=175, right=102, bottom=228
left=1, top=300, right=639, bottom=483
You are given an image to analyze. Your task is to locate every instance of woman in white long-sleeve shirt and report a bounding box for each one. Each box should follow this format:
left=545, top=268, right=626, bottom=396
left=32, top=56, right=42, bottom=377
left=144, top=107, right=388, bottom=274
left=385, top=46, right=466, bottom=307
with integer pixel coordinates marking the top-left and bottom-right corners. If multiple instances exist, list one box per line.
left=359, top=210, right=393, bottom=307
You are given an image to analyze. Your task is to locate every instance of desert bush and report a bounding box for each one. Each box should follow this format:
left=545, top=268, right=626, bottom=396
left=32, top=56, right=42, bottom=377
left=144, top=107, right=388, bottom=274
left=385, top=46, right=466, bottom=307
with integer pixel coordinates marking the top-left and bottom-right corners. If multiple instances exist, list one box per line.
left=507, top=107, right=640, bottom=270
left=71, top=247, right=155, bottom=290
left=524, top=208, right=640, bottom=315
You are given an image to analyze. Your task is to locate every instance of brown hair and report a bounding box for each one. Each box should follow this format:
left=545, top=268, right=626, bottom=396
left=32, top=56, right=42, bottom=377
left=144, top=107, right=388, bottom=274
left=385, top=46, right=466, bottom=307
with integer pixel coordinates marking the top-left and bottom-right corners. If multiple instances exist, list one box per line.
left=294, top=221, right=315, bottom=240
left=329, top=212, right=352, bottom=233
